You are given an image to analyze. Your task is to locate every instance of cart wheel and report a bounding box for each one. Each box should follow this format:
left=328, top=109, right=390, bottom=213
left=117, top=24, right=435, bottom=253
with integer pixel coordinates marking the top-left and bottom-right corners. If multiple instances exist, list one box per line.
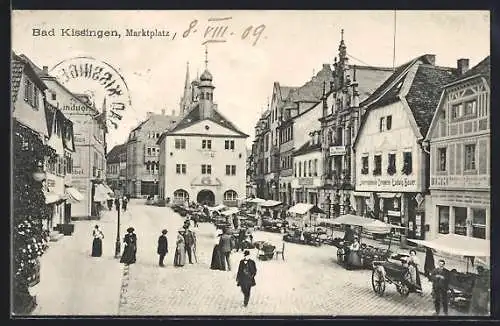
left=371, top=268, right=386, bottom=296
left=397, top=283, right=410, bottom=297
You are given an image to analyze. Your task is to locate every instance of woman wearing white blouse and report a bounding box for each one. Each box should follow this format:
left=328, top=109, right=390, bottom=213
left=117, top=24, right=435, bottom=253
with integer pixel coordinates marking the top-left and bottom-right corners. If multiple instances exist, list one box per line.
left=91, top=225, right=104, bottom=257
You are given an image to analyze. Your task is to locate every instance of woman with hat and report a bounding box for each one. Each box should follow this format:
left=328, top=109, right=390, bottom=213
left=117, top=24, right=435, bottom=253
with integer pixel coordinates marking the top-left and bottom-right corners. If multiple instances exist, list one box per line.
left=120, top=227, right=137, bottom=265
left=173, top=229, right=186, bottom=267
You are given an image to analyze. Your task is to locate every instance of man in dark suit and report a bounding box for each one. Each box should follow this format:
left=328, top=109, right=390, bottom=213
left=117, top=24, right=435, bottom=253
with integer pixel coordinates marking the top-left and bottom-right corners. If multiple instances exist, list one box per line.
left=157, top=229, right=168, bottom=267
left=430, top=259, right=450, bottom=315
left=236, top=250, right=257, bottom=307
left=183, top=225, right=196, bottom=264
left=219, top=228, right=233, bottom=271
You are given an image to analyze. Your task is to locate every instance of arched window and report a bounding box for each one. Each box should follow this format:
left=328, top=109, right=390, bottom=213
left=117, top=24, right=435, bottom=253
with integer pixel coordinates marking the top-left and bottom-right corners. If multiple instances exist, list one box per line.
left=173, top=189, right=189, bottom=202
left=224, top=190, right=238, bottom=201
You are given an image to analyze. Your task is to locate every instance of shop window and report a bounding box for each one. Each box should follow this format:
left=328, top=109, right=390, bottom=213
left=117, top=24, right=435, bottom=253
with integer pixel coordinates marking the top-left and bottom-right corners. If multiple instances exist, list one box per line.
left=454, top=207, right=467, bottom=236
left=361, top=156, right=369, bottom=175
left=387, top=153, right=396, bottom=175
left=373, top=155, right=382, bottom=175
left=472, top=208, right=486, bottom=239
left=402, top=152, right=413, bottom=175
left=438, top=147, right=447, bottom=172
left=438, top=206, right=450, bottom=234
left=464, top=144, right=476, bottom=171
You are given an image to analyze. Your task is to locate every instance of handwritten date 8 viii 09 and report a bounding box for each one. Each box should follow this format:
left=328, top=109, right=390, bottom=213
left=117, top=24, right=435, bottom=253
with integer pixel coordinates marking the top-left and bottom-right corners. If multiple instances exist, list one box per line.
left=183, top=18, right=266, bottom=46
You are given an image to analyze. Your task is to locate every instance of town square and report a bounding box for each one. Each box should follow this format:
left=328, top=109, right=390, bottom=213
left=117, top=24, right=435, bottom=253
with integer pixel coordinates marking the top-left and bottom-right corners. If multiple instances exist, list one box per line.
left=11, top=10, right=490, bottom=317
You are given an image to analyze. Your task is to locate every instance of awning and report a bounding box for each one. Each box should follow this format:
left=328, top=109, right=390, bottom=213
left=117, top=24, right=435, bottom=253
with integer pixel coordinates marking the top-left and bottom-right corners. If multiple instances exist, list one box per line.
left=221, top=207, right=240, bottom=216
left=102, top=184, right=114, bottom=195
left=352, top=191, right=371, bottom=197
left=331, top=214, right=374, bottom=227
left=207, top=204, right=226, bottom=211
left=408, top=234, right=490, bottom=258
left=45, top=192, right=61, bottom=204
left=65, top=187, right=84, bottom=202
left=288, top=203, right=313, bottom=215
left=248, top=198, right=266, bottom=204
left=363, top=219, right=407, bottom=234
left=94, top=184, right=111, bottom=201
left=317, top=217, right=338, bottom=226
left=260, top=200, right=282, bottom=207
left=310, top=205, right=326, bottom=214
left=377, top=192, right=402, bottom=199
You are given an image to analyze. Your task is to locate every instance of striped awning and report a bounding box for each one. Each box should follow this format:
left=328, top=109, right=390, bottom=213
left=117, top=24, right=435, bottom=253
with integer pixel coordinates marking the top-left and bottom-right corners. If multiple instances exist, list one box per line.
left=65, top=187, right=84, bottom=202
left=94, top=184, right=111, bottom=201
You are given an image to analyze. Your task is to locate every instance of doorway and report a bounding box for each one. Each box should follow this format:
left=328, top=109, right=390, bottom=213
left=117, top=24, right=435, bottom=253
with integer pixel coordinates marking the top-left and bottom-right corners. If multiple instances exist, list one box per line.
left=197, top=189, right=215, bottom=206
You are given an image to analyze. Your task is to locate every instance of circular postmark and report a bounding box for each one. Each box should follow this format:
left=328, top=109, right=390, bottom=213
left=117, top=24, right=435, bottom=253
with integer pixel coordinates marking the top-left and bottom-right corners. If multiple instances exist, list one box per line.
left=49, top=56, right=132, bottom=129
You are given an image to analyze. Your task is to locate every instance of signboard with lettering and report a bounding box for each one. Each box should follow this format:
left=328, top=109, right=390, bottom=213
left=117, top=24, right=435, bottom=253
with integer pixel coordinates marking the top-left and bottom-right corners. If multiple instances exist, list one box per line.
left=298, top=178, right=314, bottom=186
left=72, top=167, right=85, bottom=176
left=430, top=175, right=489, bottom=189
left=357, top=176, right=420, bottom=192
left=329, top=146, right=346, bottom=156
left=73, top=134, right=88, bottom=144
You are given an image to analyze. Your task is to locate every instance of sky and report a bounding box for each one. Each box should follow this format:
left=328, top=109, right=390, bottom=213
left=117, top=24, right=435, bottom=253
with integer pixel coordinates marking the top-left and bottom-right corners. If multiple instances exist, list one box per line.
left=12, top=10, right=490, bottom=148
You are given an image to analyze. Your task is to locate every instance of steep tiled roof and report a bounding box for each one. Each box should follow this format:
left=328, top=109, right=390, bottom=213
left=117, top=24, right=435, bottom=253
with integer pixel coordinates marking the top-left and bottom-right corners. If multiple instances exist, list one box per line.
left=286, top=64, right=334, bottom=104
left=107, top=143, right=127, bottom=163
left=351, top=65, right=394, bottom=102
left=293, top=141, right=321, bottom=157
left=406, top=64, right=457, bottom=136
left=166, top=104, right=248, bottom=137
left=279, top=86, right=297, bottom=101
left=11, top=52, right=48, bottom=104
left=359, top=55, right=437, bottom=108
left=455, top=56, right=490, bottom=85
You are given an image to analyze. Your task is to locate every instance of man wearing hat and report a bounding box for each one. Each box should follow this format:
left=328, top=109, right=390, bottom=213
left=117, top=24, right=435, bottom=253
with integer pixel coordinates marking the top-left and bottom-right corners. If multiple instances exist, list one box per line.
left=157, top=229, right=168, bottom=267
left=236, top=250, right=257, bottom=307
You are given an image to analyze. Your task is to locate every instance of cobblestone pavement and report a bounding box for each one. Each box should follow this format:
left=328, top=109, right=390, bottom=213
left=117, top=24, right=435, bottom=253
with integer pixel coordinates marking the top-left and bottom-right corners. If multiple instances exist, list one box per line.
left=119, top=205, right=469, bottom=316
left=30, top=205, right=136, bottom=315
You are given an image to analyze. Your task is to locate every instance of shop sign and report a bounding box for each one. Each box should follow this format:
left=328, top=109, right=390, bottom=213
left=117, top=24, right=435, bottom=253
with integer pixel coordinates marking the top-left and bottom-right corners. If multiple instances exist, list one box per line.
left=329, top=146, right=346, bottom=156
left=73, top=134, right=88, bottom=144
left=359, top=177, right=417, bottom=188
left=387, top=210, right=401, bottom=216
left=298, top=177, right=314, bottom=186
left=72, top=167, right=85, bottom=176
left=431, top=175, right=489, bottom=188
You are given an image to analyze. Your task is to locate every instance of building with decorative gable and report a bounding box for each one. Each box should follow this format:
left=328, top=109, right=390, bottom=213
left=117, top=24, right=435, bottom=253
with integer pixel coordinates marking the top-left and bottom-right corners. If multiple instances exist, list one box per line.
left=106, top=142, right=127, bottom=195
left=318, top=31, right=393, bottom=218
left=424, top=57, right=490, bottom=240
left=158, top=63, right=249, bottom=206
left=353, top=54, right=459, bottom=243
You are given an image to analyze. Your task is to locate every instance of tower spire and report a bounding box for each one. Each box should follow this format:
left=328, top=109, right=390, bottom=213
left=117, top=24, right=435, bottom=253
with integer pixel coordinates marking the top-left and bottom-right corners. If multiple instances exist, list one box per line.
left=184, top=61, right=190, bottom=89
left=204, top=45, right=209, bottom=70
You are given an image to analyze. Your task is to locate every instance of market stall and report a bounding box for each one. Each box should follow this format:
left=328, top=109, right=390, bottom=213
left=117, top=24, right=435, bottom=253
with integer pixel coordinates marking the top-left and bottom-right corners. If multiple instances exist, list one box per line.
left=408, top=234, right=490, bottom=315
left=284, top=204, right=327, bottom=246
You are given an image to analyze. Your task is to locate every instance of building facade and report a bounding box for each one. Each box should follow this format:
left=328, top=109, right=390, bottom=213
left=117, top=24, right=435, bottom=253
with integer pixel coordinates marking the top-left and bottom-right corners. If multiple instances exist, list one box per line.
left=126, top=110, right=179, bottom=198
left=318, top=32, right=393, bottom=217
left=158, top=66, right=248, bottom=206
left=12, top=53, right=77, bottom=234
left=291, top=131, right=323, bottom=205
left=278, top=66, right=333, bottom=206
left=353, top=54, right=458, bottom=242
left=106, top=143, right=127, bottom=195
left=424, top=57, right=490, bottom=240
left=35, top=65, right=107, bottom=219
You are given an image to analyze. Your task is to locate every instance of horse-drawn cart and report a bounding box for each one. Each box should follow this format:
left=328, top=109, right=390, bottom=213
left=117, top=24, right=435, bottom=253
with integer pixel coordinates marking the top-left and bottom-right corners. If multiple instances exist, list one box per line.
left=371, top=253, right=422, bottom=297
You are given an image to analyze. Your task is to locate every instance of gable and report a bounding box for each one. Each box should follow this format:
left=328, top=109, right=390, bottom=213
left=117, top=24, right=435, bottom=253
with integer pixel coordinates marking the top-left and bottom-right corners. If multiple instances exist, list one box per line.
left=43, top=79, right=96, bottom=116
left=168, top=119, right=245, bottom=137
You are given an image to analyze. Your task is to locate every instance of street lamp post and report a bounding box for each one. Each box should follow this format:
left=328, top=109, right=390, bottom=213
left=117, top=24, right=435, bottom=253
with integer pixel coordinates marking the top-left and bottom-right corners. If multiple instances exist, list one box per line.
left=114, top=198, right=121, bottom=258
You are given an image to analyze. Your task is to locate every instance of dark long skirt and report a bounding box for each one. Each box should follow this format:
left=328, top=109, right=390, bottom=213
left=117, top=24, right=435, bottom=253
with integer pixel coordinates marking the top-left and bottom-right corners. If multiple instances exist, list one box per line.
left=91, top=238, right=102, bottom=257
left=210, top=244, right=225, bottom=270
left=120, top=244, right=136, bottom=264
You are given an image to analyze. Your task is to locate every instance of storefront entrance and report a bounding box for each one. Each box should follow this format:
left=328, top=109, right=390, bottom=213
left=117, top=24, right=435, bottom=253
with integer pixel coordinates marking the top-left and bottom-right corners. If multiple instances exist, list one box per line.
left=197, top=189, right=215, bottom=206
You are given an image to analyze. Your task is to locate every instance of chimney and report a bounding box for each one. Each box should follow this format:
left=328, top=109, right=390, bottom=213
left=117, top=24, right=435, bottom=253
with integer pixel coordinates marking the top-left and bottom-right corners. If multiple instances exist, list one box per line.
left=161, top=109, right=165, bottom=115
left=424, top=54, right=436, bottom=66
left=457, top=58, right=470, bottom=75
left=42, top=66, right=48, bottom=74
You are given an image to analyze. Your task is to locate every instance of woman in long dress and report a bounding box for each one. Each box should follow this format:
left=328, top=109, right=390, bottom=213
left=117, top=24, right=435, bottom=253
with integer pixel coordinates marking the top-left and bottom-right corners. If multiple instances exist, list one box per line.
left=408, top=249, right=422, bottom=292
left=210, top=228, right=225, bottom=270
left=173, top=230, right=186, bottom=267
left=120, top=227, right=137, bottom=265
left=91, top=225, right=104, bottom=257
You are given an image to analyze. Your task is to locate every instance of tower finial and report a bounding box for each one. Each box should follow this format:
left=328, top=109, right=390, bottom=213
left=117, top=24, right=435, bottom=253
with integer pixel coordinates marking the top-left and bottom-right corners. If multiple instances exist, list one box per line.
left=341, top=28, right=344, bottom=41
left=204, top=45, right=208, bottom=69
